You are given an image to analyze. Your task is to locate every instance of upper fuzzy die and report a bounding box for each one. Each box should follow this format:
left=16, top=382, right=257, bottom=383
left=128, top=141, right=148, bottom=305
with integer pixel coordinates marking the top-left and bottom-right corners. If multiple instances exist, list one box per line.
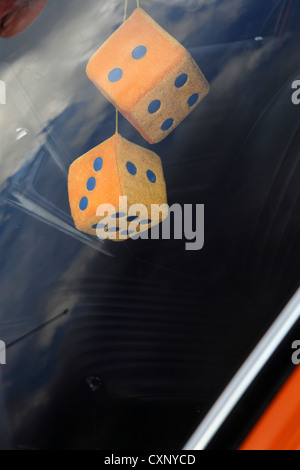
left=86, top=8, right=209, bottom=144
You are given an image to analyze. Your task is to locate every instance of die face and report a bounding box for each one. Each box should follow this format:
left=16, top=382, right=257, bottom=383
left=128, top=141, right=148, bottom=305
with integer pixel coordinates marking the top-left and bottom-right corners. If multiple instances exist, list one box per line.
left=68, top=136, right=120, bottom=235
left=95, top=135, right=169, bottom=242
left=86, top=8, right=185, bottom=113
left=115, top=135, right=168, bottom=212
left=130, top=54, right=210, bottom=143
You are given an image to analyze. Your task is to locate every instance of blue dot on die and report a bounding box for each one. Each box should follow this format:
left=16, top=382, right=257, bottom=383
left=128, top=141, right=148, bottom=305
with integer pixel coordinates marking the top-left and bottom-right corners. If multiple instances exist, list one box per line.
left=108, top=68, right=123, bottom=82
left=161, top=118, right=173, bottom=131
left=175, top=74, right=188, bottom=88
left=87, top=177, right=96, bottom=191
left=188, top=93, right=199, bottom=107
left=121, top=230, right=135, bottom=236
left=92, top=222, right=106, bottom=229
left=126, top=161, right=137, bottom=175
left=94, top=157, right=103, bottom=172
left=140, top=219, right=152, bottom=225
left=132, top=45, right=147, bottom=60
left=148, top=100, right=161, bottom=114
left=146, top=170, right=156, bottom=183
left=79, top=197, right=88, bottom=211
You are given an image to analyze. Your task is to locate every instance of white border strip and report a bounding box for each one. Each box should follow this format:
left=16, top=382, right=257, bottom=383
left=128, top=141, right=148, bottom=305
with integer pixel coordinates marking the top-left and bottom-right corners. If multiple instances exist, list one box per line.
left=184, top=287, right=300, bottom=450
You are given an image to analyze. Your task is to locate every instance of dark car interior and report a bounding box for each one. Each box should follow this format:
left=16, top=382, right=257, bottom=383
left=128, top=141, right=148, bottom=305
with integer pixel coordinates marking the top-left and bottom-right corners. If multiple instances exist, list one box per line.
left=0, top=0, right=300, bottom=449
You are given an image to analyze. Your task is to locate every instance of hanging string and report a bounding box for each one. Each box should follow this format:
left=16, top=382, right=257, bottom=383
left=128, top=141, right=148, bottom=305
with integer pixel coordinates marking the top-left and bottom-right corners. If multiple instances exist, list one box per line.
left=116, top=0, right=127, bottom=134
left=123, top=0, right=128, bottom=22
left=115, top=0, right=140, bottom=134
left=115, top=108, right=119, bottom=134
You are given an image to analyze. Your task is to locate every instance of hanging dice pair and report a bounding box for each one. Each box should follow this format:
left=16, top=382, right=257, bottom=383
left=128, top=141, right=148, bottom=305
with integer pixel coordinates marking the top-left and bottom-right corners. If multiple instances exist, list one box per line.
left=68, top=7, right=209, bottom=241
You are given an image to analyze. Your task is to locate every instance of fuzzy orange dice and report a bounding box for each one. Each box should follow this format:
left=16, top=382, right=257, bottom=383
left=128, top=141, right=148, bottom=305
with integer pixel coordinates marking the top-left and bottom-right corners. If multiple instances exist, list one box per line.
left=68, top=134, right=168, bottom=241
left=86, top=8, right=209, bottom=144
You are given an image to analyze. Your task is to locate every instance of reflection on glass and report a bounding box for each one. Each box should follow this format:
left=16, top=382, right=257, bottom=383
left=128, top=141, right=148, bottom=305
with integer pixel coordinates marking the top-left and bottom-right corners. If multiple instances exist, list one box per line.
left=0, top=0, right=47, bottom=38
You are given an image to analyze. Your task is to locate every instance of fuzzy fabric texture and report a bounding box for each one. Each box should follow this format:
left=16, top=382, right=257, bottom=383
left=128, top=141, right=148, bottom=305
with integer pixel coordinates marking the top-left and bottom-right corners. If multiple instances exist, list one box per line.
left=86, top=8, right=209, bottom=144
left=68, top=133, right=168, bottom=240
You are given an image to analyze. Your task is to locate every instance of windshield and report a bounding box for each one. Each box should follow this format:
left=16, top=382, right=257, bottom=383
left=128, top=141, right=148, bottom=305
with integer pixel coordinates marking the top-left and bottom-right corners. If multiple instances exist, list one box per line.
left=0, top=0, right=300, bottom=450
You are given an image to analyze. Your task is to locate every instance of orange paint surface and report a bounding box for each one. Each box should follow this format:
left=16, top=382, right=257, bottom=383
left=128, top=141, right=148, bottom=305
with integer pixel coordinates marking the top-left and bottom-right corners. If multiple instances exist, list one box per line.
left=240, top=366, right=300, bottom=450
